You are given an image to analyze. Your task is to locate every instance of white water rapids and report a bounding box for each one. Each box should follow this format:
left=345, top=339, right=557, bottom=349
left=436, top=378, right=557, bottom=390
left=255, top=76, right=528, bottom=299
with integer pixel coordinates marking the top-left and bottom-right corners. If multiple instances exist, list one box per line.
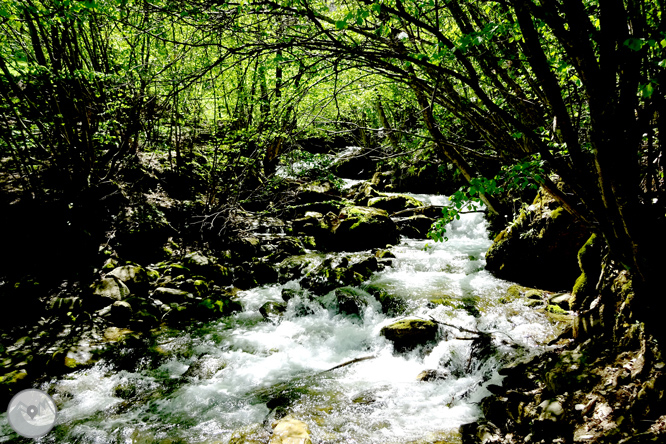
left=1, top=193, right=562, bottom=444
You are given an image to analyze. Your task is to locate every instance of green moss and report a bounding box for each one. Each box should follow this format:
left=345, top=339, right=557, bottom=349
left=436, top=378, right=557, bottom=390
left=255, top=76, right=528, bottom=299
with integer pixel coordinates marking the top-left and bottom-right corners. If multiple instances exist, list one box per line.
left=577, top=233, right=599, bottom=269
left=546, top=304, right=568, bottom=314
left=572, top=272, right=588, bottom=296
left=550, top=206, right=566, bottom=221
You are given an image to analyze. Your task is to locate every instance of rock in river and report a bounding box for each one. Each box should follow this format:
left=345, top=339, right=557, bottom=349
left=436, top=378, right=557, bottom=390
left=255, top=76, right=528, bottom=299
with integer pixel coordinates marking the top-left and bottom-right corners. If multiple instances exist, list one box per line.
left=381, top=319, right=439, bottom=351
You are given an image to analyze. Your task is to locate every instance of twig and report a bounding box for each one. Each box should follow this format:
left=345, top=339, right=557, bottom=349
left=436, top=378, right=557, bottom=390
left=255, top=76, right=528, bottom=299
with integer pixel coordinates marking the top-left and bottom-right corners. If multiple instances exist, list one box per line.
left=320, top=355, right=376, bottom=373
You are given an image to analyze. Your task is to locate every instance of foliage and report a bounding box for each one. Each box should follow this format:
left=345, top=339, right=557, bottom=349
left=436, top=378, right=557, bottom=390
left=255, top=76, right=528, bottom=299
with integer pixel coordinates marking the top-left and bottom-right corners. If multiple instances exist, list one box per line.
left=429, top=156, right=545, bottom=241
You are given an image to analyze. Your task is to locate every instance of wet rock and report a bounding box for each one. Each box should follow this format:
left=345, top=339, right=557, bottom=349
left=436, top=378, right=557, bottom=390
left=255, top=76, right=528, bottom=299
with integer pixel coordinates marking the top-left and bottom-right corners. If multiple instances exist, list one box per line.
left=350, top=182, right=382, bottom=206
left=182, top=354, right=227, bottom=379
left=277, top=255, right=317, bottom=282
left=381, top=319, right=438, bottom=351
left=374, top=248, right=396, bottom=259
left=549, top=293, right=572, bottom=310
left=300, top=258, right=364, bottom=295
left=49, top=296, right=83, bottom=314
left=103, top=327, right=134, bottom=342
left=395, top=215, right=435, bottom=238
left=90, top=277, right=130, bottom=308
left=270, top=415, right=312, bottom=444
left=107, top=264, right=150, bottom=291
left=333, top=150, right=376, bottom=179
left=229, top=423, right=272, bottom=444
left=335, top=287, right=367, bottom=317
left=281, top=288, right=304, bottom=303
left=348, top=256, right=382, bottom=278
left=332, top=206, right=400, bottom=252
left=363, top=285, right=407, bottom=316
left=266, top=237, right=307, bottom=263
left=417, top=369, right=451, bottom=381
left=260, top=302, right=288, bottom=321
left=367, top=194, right=424, bottom=214
left=152, top=287, right=193, bottom=303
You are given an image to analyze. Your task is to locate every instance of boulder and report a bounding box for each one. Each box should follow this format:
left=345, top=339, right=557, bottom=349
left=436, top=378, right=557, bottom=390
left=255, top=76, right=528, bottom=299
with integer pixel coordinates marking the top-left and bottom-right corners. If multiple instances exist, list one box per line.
left=90, top=277, right=130, bottom=308
left=350, top=182, right=382, bottom=206
left=367, top=194, right=424, bottom=214
left=292, top=212, right=333, bottom=244
left=381, top=319, right=439, bottom=351
left=363, top=285, right=407, bottom=316
left=335, top=287, right=367, bottom=317
left=332, top=206, right=399, bottom=252
left=270, top=416, right=312, bottom=444
left=395, top=215, right=435, bottom=239
left=152, top=287, right=193, bottom=303
left=485, top=186, right=590, bottom=290
left=260, top=302, right=288, bottom=321
left=300, top=258, right=364, bottom=294
left=106, top=265, right=150, bottom=291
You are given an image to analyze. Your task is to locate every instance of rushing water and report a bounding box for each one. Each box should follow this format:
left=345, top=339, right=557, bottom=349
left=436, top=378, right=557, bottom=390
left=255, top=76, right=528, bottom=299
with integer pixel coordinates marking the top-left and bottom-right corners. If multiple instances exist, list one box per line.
left=1, top=194, right=562, bottom=444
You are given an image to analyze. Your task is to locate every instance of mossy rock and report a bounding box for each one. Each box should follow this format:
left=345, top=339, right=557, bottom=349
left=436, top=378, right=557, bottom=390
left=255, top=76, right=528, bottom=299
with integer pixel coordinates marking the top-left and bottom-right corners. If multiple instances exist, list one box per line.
left=107, top=264, right=150, bottom=289
left=260, top=302, right=288, bottom=321
left=367, top=194, right=425, bottom=214
left=332, top=206, right=400, bottom=252
left=381, top=319, right=438, bottom=351
left=90, top=277, right=130, bottom=309
left=335, top=287, right=368, bottom=317
left=395, top=215, right=436, bottom=239
left=485, top=186, right=590, bottom=290
left=364, top=285, right=407, bottom=316
left=152, top=287, right=193, bottom=303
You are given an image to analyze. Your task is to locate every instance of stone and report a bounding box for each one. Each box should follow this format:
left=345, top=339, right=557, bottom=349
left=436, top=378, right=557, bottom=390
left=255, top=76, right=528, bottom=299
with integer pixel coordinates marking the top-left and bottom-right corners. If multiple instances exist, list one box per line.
left=107, top=264, right=150, bottom=288
left=270, top=416, right=312, bottom=444
left=364, top=285, right=407, bottom=316
left=549, top=293, right=572, bottom=310
left=110, top=300, right=133, bottom=324
left=332, top=206, right=400, bottom=252
left=335, top=287, right=368, bottom=317
left=367, top=194, right=424, bottom=214
left=381, top=319, right=438, bottom=351
left=229, top=423, right=271, bottom=444
left=485, top=186, right=590, bottom=290
left=184, top=251, right=210, bottom=268
left=417, top=369, right=451, bottom=381
left=152, top=287, right=193, bottom=303
left=260, top=302, right=288, bottom=321
left=395, top=215, right=435, bottom=238
left=181, top=354, right=227, bottom=379
left=103, top=327, right=134, bottom=342
left=90, top=277, right=130, bottom=308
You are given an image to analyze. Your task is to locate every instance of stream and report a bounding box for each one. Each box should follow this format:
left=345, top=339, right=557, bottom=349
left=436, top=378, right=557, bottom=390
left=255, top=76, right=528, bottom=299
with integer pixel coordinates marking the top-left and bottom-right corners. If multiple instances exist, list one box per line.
left=1, top=192, right=562, bottom=444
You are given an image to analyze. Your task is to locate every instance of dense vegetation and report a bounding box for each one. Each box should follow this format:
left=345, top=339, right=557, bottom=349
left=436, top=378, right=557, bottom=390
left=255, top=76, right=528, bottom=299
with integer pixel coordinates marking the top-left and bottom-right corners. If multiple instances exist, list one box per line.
left=2, top=0, right=664, bottom=334
left=1, top=1, right=666, bottom=441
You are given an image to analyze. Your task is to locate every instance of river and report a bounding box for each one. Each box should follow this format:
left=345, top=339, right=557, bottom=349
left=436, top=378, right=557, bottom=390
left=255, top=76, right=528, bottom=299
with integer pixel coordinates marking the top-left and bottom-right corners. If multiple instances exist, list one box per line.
left=1, top=192, right=561, bottom=443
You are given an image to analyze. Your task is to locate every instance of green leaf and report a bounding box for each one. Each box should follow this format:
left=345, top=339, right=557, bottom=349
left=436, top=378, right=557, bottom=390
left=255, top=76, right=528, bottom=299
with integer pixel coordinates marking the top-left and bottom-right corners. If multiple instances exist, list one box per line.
left=624, top=38, right=645, bottom=51
left=336, top=20, right=347, bottom=30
